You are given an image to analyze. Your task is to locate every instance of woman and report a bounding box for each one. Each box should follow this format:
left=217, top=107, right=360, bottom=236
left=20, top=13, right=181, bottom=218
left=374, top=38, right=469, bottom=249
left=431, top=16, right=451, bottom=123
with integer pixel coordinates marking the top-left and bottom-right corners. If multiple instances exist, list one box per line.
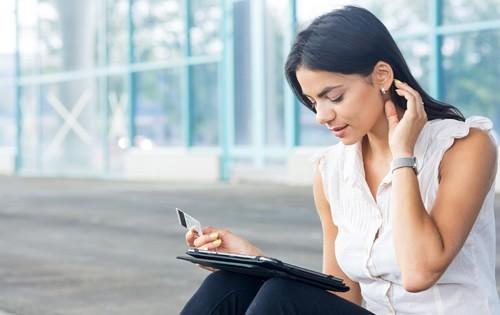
left=180, top=6, right=499, bottom=314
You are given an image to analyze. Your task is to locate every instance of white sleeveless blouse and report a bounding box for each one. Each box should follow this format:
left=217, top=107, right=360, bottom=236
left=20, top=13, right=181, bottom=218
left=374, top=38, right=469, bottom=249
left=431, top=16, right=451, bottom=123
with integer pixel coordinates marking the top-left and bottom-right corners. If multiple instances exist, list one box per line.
left=311, top=116, right=499, bottom=314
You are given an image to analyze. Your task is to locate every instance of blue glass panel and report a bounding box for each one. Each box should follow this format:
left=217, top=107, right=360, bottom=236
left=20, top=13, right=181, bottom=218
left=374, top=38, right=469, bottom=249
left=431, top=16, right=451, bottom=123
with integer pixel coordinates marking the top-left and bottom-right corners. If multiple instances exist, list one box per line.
left=135, top=69, right=183, bottom=146
left=192, top=62, right=219, bottom=146
left=191, top=0, right=222, bottom=57
left=443, top=0, right=500, bottom=25
left=132, top=0, right=184, bottom=62
left=442, top=30, right=500, bottom=132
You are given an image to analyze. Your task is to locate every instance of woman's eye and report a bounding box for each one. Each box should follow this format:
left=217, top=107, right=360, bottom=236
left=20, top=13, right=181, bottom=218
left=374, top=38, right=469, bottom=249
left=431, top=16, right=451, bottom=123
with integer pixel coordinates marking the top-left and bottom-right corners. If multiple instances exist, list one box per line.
left=329, top=95, right=344, bottom=103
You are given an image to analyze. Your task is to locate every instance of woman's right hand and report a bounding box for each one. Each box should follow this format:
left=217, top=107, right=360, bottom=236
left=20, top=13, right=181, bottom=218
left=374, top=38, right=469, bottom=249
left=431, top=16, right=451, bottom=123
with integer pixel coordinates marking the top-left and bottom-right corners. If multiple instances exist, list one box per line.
left=185, top=226, right=265, bottom=272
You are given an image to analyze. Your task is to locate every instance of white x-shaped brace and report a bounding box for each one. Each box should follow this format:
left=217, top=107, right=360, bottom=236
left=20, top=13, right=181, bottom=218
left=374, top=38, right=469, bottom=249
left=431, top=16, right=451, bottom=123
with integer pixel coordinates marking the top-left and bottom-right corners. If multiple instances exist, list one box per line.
left=47, top=89, right=92, bottom=152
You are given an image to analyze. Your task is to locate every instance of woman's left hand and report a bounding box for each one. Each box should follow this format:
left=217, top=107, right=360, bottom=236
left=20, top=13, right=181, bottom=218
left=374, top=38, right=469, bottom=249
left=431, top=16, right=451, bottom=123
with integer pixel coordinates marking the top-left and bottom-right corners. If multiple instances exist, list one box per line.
left=384, top=79, right=428, bottom=158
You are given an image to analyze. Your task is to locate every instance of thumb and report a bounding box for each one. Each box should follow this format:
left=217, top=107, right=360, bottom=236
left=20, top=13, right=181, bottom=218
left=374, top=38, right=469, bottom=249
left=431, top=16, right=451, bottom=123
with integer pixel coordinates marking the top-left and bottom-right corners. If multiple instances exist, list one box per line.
left=384, top=99, right=399, bottom=131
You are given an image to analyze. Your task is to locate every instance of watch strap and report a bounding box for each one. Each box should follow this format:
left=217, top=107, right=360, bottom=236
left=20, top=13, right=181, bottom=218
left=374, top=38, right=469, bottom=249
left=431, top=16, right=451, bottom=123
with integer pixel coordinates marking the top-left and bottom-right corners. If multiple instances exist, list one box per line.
left=391, top=156, right=418, bottom=174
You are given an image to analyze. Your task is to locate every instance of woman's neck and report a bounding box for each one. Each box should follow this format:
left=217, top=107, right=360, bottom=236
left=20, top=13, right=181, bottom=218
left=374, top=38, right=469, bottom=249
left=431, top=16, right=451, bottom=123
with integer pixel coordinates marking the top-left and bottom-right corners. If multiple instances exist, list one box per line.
left=362, top=106, right=405, bottom=161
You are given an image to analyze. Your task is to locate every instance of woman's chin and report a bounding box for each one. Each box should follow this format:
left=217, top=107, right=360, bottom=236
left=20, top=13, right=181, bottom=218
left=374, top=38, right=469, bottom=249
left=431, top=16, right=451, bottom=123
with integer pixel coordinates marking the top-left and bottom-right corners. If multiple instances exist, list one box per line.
left=338, top=137, right=356, bottom=145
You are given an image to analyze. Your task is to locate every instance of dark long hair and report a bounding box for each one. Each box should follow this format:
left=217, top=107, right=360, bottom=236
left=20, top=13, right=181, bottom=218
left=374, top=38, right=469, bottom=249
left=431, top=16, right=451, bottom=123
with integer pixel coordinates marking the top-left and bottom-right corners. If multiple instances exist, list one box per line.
left=284, top=6, right=465, bottom=122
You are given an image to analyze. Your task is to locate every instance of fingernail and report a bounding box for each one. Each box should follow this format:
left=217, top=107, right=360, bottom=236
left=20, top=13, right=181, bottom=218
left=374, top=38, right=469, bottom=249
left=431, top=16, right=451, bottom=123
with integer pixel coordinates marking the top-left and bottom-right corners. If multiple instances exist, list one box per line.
left=209, top=232, right=219, bottom=239
left=212, top=239, right=222, bottom=246
left=394, top=79, right=401, bottom=84
left=187, top=229, right=192, bottom=237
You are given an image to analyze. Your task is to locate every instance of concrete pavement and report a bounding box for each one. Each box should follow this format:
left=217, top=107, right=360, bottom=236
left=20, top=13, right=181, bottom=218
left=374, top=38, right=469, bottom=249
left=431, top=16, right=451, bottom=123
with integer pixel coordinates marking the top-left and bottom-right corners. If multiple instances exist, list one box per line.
left=0, top=176, right=497, bottom=314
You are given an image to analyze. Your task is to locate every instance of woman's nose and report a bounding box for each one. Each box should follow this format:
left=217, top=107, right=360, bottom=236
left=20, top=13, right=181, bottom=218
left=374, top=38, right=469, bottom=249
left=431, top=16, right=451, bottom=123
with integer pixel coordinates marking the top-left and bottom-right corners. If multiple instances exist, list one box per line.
left=315, top=103, right=335, bottom=125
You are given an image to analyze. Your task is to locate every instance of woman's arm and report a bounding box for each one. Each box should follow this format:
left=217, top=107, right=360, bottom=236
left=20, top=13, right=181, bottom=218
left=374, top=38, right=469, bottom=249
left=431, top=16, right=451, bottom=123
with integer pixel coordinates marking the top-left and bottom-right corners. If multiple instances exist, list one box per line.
left=313, top=162, right=363, bottom=305
left=391, top=128, right=497, bottom=292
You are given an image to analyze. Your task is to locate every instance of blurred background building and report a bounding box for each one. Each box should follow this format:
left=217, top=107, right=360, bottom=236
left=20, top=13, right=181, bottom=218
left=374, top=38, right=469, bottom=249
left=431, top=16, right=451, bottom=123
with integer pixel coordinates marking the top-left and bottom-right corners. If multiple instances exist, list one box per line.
left=0, top=0, right=499, bottom=183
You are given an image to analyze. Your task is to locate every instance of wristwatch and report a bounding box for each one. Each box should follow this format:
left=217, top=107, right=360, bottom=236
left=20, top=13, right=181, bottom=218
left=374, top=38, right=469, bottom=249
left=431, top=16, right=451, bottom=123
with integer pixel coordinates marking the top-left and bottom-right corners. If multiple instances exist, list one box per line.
left=391, top=156, right=418, bottom=175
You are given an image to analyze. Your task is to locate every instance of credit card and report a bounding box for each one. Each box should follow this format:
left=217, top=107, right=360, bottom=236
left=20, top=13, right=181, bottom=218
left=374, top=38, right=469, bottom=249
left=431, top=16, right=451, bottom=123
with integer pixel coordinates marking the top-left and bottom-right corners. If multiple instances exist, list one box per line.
left=176, top=208, right=203, bottom=236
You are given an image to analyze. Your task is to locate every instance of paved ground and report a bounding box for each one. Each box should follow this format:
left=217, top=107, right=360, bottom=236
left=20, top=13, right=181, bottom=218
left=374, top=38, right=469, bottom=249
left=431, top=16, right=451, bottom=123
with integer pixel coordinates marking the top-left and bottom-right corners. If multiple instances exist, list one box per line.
left=0, top=176, right=498, bottom=315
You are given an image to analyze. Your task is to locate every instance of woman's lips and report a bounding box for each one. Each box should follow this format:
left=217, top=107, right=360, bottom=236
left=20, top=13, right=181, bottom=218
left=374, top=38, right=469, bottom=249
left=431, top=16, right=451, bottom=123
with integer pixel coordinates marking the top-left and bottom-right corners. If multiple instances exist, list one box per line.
left=332, top=124, right=348, bottom=132
left=330, top=125, right=349, bottom=138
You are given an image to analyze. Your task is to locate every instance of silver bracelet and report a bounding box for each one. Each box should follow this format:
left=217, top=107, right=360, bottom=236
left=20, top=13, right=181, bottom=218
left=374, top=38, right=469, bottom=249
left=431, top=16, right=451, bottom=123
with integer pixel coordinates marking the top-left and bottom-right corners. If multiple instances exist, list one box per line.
left=391, top=157, right=418, bottom=175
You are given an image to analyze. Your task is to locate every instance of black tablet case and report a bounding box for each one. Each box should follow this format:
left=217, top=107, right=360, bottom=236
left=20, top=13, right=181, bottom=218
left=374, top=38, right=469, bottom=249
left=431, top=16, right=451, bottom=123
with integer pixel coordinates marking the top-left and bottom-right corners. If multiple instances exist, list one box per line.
left=176, top=248, right=349, bottom=292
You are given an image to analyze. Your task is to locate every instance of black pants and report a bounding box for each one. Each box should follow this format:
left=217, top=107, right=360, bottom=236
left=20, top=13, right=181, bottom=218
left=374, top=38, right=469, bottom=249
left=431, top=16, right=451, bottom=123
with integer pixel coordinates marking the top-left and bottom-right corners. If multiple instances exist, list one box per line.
left=180, top=270, right=374, bottom=315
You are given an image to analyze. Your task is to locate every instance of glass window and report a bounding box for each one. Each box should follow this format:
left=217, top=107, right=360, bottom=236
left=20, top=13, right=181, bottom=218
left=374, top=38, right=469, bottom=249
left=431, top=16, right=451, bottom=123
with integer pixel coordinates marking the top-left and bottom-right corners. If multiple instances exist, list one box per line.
left=0, top=0, right=16, bottom=147
left=443, top=0, right=500, bottom=25
left=296, top=0, right=430, bottom=35
left=18, top=79, right=103, bottom=174
left=264, top=0, right=287, bottom=146
left=0, top=0, right=16, bottom=77
left=368, top=1, right=429, bottom=35
left=442, top=30, right=500, bottom=130
left=135, top=68, right=183, bottom=146
left=397, top=37, right=432, bottom=92
left=0, top=85, right=15, bottom=147
left=18, top=0, right=39, bottom=75
left=190, top=0, right=222, bottom=57
left=132, top=0, right=184, bottom=63
left=233, top=0, right=252, bottom=146
left=40, top=79, right=102, bottom=173
left=107, top=0, right=129, bottom=65
left=18, top=0, right=100, bottom=75
left=192, top=63, right=219, bottom=146
left=233, top=0, right=288, bottom=147
left=106, top=75, right=129, bottom=173
left=19, top=85, right=38, bottom=172
left=38, top=0, right=64, bottom=73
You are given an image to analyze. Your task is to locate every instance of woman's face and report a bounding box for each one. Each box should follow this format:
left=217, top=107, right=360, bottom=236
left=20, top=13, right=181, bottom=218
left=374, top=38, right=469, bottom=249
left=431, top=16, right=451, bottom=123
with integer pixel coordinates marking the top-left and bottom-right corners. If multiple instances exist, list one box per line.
left=295, top=67, right=385, bottom=145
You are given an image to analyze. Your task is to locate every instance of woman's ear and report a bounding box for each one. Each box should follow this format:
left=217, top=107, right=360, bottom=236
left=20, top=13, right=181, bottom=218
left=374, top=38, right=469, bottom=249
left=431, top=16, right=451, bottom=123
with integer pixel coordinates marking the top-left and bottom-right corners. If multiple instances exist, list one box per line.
left=371, top=61, right=394, bottom=91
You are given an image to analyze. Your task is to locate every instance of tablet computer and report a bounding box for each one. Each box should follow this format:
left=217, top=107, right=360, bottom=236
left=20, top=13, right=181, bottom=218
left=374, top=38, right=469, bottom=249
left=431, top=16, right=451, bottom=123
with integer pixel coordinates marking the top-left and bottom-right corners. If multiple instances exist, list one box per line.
left=176, top=248, right=349, bottom=292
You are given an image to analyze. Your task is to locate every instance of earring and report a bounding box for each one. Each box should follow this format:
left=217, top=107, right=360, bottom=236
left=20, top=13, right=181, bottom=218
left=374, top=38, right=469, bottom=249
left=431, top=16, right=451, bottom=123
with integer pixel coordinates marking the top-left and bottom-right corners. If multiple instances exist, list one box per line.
left=381, top=87, right=386, bottom=95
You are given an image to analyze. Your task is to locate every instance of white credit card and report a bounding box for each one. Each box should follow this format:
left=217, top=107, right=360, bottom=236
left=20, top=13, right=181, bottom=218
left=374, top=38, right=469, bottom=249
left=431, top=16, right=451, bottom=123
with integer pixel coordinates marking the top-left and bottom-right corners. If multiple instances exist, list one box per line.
left=176, top=208, right=203, bottom=236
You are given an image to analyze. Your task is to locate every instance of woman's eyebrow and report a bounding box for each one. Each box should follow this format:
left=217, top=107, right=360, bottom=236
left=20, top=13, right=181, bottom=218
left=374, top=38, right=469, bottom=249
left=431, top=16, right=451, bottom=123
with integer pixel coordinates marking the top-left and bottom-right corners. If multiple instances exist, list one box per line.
left=316, top=85, right=343, bottom=98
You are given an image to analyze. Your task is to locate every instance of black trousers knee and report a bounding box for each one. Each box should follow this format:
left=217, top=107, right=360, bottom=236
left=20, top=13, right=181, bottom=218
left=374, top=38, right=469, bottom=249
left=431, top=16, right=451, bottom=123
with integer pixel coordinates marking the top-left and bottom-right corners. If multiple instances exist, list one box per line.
left=180, top=270, right=374, bottom=315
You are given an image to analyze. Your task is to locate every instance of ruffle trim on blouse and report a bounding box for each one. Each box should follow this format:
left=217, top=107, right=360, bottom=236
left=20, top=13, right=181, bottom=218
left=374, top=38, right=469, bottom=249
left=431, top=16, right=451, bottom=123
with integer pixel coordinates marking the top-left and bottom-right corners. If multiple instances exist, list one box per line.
left=435, top=115, right=493, bottom=139
left=430, top=116, right=495, bottom=189
left=435, top=116, right=494, bottom=155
